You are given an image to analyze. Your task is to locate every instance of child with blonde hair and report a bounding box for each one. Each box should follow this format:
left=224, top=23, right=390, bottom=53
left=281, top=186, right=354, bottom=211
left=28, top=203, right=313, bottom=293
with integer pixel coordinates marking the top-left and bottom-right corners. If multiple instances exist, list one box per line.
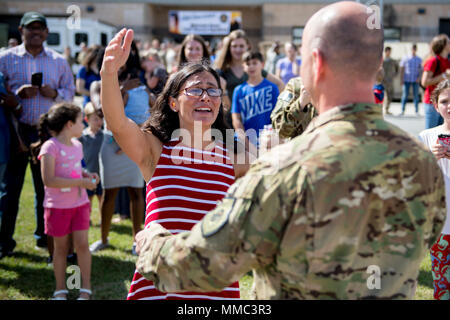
left=79, top=102, right=104, bottom=207
left=32, top=102, right=99, bottom=300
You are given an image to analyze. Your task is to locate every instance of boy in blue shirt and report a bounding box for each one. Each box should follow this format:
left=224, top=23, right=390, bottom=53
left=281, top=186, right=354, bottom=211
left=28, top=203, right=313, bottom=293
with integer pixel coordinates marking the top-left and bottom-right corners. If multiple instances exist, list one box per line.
left=231, top=51, right=279, bottom=148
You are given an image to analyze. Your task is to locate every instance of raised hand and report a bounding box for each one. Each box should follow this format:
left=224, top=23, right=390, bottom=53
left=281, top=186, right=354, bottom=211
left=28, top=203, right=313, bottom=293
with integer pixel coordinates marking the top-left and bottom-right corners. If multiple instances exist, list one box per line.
left=299, top=87, right=311, bottom=109
left=101, top=28, right=134, bottom=76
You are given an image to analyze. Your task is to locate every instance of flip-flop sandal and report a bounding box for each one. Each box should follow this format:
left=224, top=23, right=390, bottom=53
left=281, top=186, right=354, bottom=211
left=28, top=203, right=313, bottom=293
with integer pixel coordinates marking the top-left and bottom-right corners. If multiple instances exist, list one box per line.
left=77, top=288, right=92, bottom=300
left=52, top=289, right=68, bottom=300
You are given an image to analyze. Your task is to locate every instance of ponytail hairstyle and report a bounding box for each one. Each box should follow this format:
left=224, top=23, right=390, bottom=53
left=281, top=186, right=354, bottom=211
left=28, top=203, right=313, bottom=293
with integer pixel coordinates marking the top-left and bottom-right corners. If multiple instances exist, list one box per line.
left=31, top=102, right=82, bottom=163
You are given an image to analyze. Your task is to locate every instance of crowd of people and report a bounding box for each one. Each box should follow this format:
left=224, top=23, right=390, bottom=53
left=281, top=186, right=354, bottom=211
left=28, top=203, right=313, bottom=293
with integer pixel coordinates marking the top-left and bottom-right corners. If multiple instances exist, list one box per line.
left=0, top=3, right=450, bottom=300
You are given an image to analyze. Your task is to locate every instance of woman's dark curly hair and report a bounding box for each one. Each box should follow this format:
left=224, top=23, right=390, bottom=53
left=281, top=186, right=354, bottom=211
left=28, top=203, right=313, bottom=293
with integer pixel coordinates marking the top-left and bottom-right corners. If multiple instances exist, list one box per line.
left=142, top=61, right=232, bottom=146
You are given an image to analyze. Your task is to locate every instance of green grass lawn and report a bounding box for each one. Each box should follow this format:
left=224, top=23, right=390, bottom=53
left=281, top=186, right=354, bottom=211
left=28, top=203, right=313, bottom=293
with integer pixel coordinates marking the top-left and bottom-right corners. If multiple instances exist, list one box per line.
left=0, top=165, right=434, bottom=300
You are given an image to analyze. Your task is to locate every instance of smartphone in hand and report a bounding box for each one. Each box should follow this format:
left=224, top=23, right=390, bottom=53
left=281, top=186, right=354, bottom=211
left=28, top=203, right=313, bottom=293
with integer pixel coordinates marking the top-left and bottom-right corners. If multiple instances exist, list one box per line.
left=438, top=134, right=450, bottom=149
left=31, top=72, right=43, bottom=87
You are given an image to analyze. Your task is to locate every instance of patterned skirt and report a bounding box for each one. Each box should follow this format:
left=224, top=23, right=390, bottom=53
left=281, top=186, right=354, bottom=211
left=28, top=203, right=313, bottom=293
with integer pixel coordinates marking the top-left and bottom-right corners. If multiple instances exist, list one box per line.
left=430, top=233, right=450, bottom=300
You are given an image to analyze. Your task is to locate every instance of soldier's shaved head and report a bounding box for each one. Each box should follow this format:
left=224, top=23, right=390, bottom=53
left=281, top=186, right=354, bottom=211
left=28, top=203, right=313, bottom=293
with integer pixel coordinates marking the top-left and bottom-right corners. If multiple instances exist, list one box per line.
left=303, top=1, right=384, bottom=81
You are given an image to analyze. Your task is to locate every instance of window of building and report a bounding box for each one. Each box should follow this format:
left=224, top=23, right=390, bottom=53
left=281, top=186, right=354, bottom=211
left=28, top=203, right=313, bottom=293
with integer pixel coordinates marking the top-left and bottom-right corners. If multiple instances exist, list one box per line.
left=75, top=33, right=88, bottom=46
left=292, top=27, right=304, bottom=45
left=47, top=32, right=60, bottom=46
left=101, top=33, right=107, bottom=46
left=384, top=28, right=401, bottom=41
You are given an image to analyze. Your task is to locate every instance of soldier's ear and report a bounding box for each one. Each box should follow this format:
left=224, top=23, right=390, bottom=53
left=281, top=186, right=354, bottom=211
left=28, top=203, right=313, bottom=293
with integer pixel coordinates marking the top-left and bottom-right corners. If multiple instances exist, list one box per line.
left=312, top=48, right=325, bottom=83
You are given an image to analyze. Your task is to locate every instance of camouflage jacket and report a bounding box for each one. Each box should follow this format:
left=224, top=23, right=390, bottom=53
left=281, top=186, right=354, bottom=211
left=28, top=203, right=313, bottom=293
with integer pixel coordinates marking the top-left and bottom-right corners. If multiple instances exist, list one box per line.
left=136, top=103, right=446, bottom=299
left=382, top=58, right=399, bottom=85
left=271, top=77, right=317, bottom=139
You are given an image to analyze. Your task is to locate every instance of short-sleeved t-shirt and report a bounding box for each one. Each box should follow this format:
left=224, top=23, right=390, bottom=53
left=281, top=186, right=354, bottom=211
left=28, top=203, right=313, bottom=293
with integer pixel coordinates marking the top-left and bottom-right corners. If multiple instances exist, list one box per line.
left=423, top=55, right=450, bottom=104
left=276, top=57, right=302, bottom=84
left=38, top=137, right=89, bottom=209
left=217, top=68, right=268, bottom=101
left=231, top=78, right=279, bottom=145
left=76, top=66, right=101, bottom=106
left=78, top=128, right=103, bottom=174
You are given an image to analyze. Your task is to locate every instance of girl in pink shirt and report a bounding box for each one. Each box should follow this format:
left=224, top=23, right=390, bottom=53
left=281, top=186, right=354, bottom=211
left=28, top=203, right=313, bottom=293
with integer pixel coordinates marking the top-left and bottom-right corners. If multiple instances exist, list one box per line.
left=32, top=103, right=99, bottom=300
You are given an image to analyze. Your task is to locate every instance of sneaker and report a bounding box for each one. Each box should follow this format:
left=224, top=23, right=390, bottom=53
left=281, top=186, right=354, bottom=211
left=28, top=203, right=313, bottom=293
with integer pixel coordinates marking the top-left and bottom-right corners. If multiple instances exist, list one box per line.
left=90, top=240, right=109, bottom=253
left=131, top=243, right=137, bottom=256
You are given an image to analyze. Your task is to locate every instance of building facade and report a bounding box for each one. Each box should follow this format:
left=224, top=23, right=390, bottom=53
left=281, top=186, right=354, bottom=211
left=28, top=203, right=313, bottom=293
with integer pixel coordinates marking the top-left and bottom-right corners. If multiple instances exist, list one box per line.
left=1, top=0, right=450, bottom=49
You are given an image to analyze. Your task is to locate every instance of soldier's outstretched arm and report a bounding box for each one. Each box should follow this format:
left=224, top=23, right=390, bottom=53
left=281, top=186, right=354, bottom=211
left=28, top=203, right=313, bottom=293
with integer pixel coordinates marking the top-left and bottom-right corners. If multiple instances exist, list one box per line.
left=270, top=77, right=315, bottom=139
left=136, top=161, right=302, bottom=293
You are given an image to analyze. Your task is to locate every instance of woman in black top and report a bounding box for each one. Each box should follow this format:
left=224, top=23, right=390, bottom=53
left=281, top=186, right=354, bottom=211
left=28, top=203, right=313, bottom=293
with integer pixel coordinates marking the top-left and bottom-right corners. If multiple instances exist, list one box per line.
left=214, top=30, right=284, bottom=127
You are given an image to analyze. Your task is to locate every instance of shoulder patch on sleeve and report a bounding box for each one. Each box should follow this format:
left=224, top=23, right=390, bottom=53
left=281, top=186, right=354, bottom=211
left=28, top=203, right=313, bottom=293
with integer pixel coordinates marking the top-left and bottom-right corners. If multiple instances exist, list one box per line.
left=278, top=90, right=294, bottom=102
left=201, top=198, right=234, bottom=238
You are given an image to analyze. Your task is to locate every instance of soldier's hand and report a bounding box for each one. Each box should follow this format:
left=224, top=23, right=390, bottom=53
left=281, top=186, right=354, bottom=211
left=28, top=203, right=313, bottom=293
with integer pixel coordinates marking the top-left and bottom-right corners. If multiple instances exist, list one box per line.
left=135, top=223, right=171, bottom=256
left=299, top=87, right=311, bottom=110
left=17, top=84, right=38, bottom=99
left=101, top=28, right=134, bottom=76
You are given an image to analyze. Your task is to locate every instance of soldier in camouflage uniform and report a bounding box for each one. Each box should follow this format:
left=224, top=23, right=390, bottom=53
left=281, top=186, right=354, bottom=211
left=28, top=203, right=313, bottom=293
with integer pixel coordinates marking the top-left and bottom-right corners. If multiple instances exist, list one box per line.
left=135, top=1, right=446, bottom=299
left=382, top=47, right=399, bottom=115
left=271, top=76, right=317, bottom=139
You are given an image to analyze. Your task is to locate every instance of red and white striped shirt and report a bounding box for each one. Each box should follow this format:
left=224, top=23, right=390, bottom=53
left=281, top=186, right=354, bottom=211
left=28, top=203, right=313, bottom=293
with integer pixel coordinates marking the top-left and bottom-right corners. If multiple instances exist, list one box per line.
left=127, top=139, right=240, bottom=300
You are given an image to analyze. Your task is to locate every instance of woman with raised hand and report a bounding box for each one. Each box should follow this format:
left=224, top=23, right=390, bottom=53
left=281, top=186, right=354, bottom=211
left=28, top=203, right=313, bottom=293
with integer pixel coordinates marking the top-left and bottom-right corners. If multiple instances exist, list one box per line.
left=100, top=28, right=250, bottom=300
left=89, top=39, right=149, bottom=256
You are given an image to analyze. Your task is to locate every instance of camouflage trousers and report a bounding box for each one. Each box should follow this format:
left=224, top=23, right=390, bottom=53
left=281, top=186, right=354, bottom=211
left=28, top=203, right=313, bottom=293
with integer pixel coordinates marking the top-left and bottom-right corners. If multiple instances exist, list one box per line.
left=383, top=82, right=394, bottom=113
left=430, top=233, right=450, bottom=300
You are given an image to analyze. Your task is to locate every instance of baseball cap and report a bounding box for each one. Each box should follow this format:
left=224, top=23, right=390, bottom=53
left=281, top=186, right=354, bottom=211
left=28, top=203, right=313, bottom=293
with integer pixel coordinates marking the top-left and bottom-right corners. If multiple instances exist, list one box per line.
left=20, top=12, right=47, bottom=27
